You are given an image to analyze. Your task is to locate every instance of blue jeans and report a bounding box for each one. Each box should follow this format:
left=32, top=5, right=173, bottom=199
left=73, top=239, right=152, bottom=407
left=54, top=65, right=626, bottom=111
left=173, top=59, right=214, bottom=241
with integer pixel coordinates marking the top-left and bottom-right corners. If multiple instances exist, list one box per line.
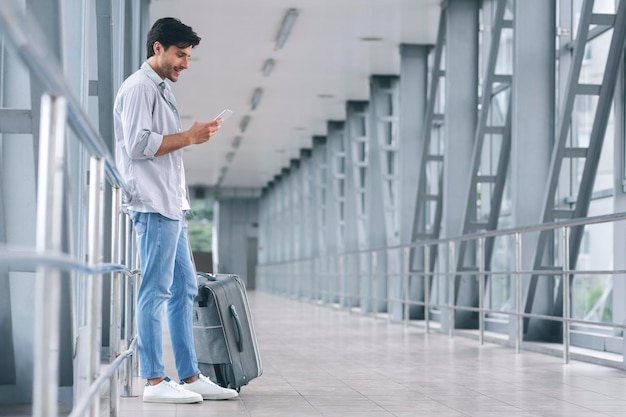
left=130, top=211, right=200, bottom=380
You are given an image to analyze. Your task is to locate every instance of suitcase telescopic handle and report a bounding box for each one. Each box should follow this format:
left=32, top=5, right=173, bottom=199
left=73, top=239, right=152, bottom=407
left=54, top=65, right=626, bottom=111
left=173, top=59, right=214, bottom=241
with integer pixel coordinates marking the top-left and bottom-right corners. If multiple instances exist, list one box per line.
left=229, top=304, right=244, bottom=352
left=197, top=271, right=216, bottom=281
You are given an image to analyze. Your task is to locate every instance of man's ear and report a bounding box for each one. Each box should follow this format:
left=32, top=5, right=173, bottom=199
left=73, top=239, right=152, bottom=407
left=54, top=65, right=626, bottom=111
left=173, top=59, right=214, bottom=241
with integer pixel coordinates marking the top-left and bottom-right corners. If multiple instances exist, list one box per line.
left=153, top=41, right=161, bottom=55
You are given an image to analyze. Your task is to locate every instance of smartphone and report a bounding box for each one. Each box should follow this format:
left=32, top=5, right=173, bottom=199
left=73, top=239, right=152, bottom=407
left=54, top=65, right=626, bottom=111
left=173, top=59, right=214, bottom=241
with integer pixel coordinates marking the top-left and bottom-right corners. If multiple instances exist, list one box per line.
left=214, top=109, right=233, bottom=121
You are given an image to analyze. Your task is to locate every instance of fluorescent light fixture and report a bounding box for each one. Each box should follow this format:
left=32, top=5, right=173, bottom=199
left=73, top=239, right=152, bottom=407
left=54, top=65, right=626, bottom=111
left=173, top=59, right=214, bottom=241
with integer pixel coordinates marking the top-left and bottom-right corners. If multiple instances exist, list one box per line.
left=251, top=87, right=263, bottom=110
left=232, top=136, right=242, bottom=149
left=239, top=115, right=251, bottom=133
left=262, top=58, right=275, bottom=76
left=226, top=151, right=235, bottom=163
left=275, top=8, right=298, bottom=50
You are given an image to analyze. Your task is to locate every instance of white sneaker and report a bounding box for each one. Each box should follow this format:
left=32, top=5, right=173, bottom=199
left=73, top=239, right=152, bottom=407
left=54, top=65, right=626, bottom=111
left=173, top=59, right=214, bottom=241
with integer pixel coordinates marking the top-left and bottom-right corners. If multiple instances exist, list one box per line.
left=143, top=377, right=203, bottom=403
left=180, top=374, right=239, bottom=400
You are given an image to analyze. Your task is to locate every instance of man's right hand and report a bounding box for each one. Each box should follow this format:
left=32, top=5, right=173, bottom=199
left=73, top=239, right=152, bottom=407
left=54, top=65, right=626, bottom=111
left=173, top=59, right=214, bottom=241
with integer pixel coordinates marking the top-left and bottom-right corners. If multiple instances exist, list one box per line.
left=155, top=119, right=223, bottom=157
left=188, top=119, right=222, bottom=145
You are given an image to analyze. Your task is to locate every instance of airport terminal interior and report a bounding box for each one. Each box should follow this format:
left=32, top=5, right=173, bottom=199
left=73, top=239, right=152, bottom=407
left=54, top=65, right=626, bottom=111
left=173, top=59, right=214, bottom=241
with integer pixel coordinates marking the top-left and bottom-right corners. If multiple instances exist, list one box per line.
left=3, top=0, right=626, bottom=416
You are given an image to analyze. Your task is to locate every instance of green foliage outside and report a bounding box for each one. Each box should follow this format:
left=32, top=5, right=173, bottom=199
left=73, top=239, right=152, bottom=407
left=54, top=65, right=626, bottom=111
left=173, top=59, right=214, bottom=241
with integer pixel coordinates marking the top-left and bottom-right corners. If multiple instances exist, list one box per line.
left=187, top=198, right=214, bottom=252
left=572, top=275, right=612, bottom=322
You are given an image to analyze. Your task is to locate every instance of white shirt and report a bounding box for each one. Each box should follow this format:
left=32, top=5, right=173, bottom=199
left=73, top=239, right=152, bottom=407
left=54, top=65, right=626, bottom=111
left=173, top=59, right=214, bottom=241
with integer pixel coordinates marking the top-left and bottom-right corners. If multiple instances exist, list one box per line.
left=114, top=62, right=190, bottom=220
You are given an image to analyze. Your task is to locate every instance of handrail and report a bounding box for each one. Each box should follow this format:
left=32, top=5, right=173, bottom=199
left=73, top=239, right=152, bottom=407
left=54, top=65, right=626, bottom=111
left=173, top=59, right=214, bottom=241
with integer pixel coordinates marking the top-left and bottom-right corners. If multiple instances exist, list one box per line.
left=408, top=210, right=626, bottom=247
left=0, top=4, right=139, bottom=416
left=67, top=338, right=138, bottom=417
left=0, top=246, right=139, bottom=277
left=0, top=245, right=141, bottom=416
left=259, top=210, right=626, bottom=263
left=0, top=2, right=129, bottom=194
left=257, top=209, right=626, bottom=369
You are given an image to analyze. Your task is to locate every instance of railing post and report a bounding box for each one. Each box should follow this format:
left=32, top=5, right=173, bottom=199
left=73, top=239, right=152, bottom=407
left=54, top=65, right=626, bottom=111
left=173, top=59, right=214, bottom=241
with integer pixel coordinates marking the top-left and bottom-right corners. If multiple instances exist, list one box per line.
left=403, top=247, right=410, bottom=326
left=132, top=244, right=140, bottom=378
left=109, top=187, right=123, bottom=416
left=386, top=250, right=392, bottom=323
left=123, top=215, right=136, bottom=396
left=515, top=232, right=523, bottom=353
left=424, top=244, right=430, bottom=334
left=478, top=236, right=485, bottom=345
left=448, top=241, right=455, bottom=337
left=33, top=94, right=67, bottom=417
left=87, top=157, right=105, bottom=417
left=371, top=251, right=378, bottom=316
left=562, top=226, right=571, bottom=364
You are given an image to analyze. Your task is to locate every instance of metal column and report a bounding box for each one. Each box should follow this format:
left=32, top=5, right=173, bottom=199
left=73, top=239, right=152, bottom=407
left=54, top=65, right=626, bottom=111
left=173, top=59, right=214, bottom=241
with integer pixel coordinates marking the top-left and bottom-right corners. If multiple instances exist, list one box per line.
left=370, top=75, right=401, bottom=319
left=327, top=121, right=347, bottom=304
left=411, top=7, right=447, bottom=270
left=32, top=94, right=66, bottom=417
left=525, top=0, right=626, bottom=337
left=511, top=0, right=556, bottom=340
left=441, top=0, right=480, bottom=330
left=399, top=45, right=429, bottom=319
left=455, top=0, right=513, bottom=327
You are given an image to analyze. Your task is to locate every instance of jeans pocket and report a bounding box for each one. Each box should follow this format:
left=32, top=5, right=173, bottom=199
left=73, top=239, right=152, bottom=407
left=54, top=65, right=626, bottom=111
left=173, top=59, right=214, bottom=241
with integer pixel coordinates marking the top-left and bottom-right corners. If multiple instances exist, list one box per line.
left=131, top=212, right=147, bottom=236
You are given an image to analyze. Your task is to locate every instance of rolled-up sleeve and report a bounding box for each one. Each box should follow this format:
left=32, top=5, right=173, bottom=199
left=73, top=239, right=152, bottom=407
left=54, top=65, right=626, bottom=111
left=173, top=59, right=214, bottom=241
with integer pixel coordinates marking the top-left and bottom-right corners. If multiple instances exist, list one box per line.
left=119, top=84, right=163, bottom=160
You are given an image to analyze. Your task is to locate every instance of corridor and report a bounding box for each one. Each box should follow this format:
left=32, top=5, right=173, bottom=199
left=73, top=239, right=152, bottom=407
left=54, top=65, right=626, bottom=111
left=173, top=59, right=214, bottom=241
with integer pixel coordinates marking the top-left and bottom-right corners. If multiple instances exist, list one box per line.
left=116, top=292, right=626, bottom=417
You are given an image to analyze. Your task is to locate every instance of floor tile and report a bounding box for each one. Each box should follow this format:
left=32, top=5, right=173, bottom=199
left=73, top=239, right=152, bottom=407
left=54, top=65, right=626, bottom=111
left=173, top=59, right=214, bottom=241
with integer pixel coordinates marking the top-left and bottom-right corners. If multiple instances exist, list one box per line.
left=112, top=291, right=626, bottom=417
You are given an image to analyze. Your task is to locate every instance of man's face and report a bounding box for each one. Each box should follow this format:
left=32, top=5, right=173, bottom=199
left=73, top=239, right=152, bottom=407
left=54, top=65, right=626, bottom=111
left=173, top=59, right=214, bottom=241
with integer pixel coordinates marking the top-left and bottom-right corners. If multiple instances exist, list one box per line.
left=153, top=42, right=192, bottom=82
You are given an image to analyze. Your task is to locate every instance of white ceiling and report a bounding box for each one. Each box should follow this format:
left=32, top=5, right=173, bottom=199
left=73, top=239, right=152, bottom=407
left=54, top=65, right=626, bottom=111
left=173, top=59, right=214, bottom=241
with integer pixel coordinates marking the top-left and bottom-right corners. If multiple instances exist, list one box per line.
left=149, top=0, right=441, bottom=190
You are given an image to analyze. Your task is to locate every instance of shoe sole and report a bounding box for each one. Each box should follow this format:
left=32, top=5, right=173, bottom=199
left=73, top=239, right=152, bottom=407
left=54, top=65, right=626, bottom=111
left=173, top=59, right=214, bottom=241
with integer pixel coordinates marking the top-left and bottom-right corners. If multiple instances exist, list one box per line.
left=200, top=392, right=240, bottom=400
left=143, top=396, right=203, bottom=404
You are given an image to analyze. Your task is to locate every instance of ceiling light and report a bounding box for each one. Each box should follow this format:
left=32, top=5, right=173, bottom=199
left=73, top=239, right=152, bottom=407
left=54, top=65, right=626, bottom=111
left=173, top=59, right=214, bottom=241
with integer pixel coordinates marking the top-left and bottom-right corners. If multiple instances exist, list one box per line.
left=359, top=37, right=383, bottom=42
left=226, top=151, right=235, bottom=163
left=232, top=136, right=242, bottom=149
left=251, top=87, right=263, bottom=110
left=220, top=166, right=228, bottom=175
left=275, top=8, right=299, bottom=50
left=317, top=94, right=334, bottom=98
left=262, top=58, right=275, bottom=76
left=239, top=115, right=251, bottom=133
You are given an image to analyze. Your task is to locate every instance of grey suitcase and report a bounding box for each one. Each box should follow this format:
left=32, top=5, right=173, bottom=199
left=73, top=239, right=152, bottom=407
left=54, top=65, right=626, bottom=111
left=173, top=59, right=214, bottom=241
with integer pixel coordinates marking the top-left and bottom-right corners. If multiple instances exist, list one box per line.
left=193, top=272, right=262, bottom=391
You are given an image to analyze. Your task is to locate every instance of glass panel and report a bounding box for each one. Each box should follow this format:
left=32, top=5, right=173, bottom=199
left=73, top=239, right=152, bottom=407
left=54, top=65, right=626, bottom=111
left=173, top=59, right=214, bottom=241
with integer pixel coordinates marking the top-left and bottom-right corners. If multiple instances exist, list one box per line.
left=593, top=0, right=615, bottom=13
left=572, top=274, right=612, bottom=322
left=385, top=122, right=394, bottom=146
left=488, top=234, right=515, bottom=313
left=571, top=215, right=613, bottom=324
left=386, top=151, right=395, bottom=175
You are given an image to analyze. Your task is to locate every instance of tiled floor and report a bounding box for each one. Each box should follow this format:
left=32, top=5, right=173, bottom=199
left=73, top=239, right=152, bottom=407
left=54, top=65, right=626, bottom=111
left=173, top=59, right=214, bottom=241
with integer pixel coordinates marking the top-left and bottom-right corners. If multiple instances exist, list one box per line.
left=1, top=290, right=626, bottom=417
left=112, top=290, right=626, bottom=417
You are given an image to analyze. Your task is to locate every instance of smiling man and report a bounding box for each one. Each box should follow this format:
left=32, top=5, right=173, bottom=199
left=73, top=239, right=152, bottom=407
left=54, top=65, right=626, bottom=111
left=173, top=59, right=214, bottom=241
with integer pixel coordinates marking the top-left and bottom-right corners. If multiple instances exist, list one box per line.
left=113, top=17, right=238, bottom=404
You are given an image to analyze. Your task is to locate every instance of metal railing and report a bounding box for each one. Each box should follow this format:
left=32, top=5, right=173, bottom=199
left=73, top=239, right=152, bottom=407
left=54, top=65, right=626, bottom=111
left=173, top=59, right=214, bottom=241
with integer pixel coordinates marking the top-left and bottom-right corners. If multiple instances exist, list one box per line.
left=0, top=2, right=138, bottom=417
left=0, top=247, right=140, bottom=417
left=257, top=211, right=626, bottom=369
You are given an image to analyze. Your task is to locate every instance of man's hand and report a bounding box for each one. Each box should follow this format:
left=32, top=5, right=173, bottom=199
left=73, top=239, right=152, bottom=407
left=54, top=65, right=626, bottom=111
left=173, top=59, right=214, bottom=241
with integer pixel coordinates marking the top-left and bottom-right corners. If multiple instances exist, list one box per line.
left=155, top=119, right=222, bottom=157
left=187, top=119, right=222, bottom=145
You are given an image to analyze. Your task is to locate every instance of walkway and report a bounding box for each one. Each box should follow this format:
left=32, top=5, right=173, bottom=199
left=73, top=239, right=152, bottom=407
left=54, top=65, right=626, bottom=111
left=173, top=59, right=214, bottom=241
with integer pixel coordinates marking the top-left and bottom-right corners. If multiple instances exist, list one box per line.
left=116, top=291, right=626, bottom=417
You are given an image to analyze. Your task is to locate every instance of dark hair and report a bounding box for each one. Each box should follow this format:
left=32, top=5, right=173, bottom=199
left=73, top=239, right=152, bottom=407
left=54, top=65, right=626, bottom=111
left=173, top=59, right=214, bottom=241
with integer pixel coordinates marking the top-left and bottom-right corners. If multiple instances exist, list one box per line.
left=146, top=17, right=201, bottom=59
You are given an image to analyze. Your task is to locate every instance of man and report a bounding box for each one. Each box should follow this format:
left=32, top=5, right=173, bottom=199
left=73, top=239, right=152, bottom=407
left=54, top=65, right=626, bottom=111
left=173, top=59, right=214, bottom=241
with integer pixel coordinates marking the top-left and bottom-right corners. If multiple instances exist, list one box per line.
left=114, top=17, right=238, bottom=404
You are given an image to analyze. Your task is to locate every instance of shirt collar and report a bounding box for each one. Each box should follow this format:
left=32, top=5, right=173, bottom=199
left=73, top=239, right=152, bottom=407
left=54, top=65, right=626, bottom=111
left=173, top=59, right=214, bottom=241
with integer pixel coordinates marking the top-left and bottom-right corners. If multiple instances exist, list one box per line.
left=141, top=61, right=168, bottom=90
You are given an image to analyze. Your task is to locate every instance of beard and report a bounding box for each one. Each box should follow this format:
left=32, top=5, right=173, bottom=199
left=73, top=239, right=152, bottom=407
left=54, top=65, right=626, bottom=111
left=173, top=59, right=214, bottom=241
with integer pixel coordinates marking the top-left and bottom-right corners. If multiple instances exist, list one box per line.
left=161, top=63, right=182, bottom=82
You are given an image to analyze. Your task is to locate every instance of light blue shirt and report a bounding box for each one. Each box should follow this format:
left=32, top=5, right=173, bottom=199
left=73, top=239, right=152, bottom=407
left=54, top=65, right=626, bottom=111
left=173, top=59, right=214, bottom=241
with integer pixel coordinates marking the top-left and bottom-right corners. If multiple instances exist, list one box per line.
left=114, top=62, right=190, bottom=220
